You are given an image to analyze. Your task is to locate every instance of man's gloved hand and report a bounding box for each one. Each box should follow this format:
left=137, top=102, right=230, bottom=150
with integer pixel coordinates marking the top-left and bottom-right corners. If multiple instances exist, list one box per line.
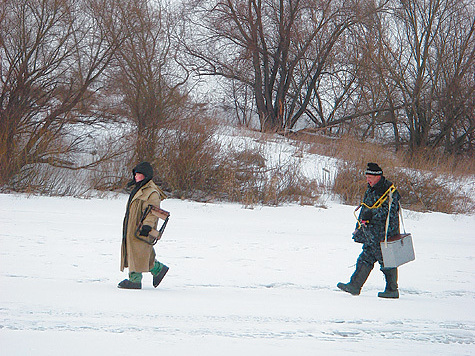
left=359, top=209, right=373, bottom=225
left=139, top=225, right=152, bottom=236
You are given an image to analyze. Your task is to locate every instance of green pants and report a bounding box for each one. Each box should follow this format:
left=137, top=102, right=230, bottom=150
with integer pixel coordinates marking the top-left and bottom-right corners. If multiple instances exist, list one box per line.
left=129, top=260, right=165, bottom=283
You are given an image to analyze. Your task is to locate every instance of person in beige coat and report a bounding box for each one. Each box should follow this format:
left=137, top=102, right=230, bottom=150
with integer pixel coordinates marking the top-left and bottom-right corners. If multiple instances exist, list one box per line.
left=119, top=161, right=168, bottom=289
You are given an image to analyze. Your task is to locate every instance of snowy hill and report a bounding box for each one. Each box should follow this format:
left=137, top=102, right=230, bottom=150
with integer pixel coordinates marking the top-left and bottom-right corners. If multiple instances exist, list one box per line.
left=0, top=193, right=474, bottom=355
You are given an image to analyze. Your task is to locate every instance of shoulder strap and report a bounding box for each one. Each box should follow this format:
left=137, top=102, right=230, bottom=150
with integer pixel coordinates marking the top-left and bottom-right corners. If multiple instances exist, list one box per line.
left=383, top=189, right=394, bottom=247
left=399, top=202, right=406, bottom=234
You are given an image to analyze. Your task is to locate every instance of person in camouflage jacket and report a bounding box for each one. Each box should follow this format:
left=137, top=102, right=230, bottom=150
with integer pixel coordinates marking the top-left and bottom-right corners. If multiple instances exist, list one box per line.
left=337, top=163, right=401, bottom=298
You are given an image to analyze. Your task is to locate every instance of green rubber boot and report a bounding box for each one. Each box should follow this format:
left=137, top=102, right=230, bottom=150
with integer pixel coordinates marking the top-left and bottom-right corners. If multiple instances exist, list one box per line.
left=337, top=262, right=373, bottom=295
left=150, top=260, right=169, bottom=288
left=118, top=272, right=142, bottom=289
left=378, top=268, right=399, bottom=299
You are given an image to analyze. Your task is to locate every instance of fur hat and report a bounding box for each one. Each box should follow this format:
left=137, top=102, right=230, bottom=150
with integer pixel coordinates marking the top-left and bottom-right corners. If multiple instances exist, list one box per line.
left=365, top=162, right=383, bottom=176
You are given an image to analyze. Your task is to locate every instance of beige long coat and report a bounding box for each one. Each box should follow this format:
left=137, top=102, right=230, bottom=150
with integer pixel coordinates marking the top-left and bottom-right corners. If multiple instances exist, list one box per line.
left=120, top=180, right=165, bottom=272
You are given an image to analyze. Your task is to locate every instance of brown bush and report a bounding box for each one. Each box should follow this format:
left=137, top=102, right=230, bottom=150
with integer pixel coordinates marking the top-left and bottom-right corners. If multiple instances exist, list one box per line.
left=303, top=132, right=474, bottom=178
left=332, top=161, right=473, bottom=214
left=390, top=170, right=473, bottom=214
left=332, top=162, right=366, bottom=206
left=296, top=131, right=474, bottom=214
left=149, top=120, right=321, bottom=206
left=153, top=119, right=223, bottom=200
left=262, top=165, right=319, bottom=206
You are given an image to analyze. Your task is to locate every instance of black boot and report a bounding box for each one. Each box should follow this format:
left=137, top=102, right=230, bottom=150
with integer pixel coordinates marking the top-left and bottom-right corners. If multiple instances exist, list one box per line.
left=337, top=262, right=373, bottom=295
left=153, top=265, right=169, bottom=288
left=378, top=268, right=399, bottom=299
left=118, top=279, right=141, bottom=289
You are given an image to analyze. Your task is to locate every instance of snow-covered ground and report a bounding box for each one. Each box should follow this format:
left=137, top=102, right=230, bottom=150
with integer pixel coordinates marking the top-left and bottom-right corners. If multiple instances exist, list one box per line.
left=0, top=193, right=474, bottom=355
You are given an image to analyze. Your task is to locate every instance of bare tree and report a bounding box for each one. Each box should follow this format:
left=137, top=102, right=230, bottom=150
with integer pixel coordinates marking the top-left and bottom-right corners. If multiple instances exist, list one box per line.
left=342, top=1, right=406, bottom=147
left=0, top=0, right=125, bottom=186
left=342, top=0, right=474, bottom=154
left=366, top=0, right=475, bottom=153
left=430, top=4, right=475, bottom=153
left=182, top=0, right=383, bottom=133
left=103, top=0, right=191, bottom=165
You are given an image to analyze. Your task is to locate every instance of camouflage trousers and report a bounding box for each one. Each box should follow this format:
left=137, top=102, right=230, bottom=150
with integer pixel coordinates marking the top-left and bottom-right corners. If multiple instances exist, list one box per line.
left=357, top=241, right=384, bottom=268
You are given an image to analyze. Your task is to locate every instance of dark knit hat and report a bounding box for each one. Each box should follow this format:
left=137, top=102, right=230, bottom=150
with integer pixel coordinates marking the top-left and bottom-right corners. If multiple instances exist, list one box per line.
left=365, top=162, right=383, bottom=176
left=133, top=161, right=154, bottom=180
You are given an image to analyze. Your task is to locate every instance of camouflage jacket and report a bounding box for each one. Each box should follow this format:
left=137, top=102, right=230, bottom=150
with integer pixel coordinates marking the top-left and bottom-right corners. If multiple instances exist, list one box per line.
left=353, top=176, right=401, bottom=245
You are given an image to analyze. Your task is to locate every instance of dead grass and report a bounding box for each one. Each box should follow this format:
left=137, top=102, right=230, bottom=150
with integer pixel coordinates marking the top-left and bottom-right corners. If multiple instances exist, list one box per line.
left=300, top=133, right=474, bottom=214
left=302, top=132, right=475, bottom=177
left=6, top=120, right=472, bottom=214
left=144, top=119, right=319, bottom=206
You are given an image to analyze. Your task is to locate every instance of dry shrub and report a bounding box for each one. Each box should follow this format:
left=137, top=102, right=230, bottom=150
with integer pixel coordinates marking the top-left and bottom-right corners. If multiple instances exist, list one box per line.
left=6, top=163, right=92, bottom=197
left=303, top=131, right=474, bottom=178
left=0, top=125, right=133, bottom=197
left=154, top=119, right=224, bottom=200
left=90, top=156, right=131, bottom=192
left=390, top=170, right=473, bottom=214
left=219, top=145, right=319, bottom=207
left=262, top=165, right=319, bottom=206
left=223, top=148, right=267, bottom=206
left=333, top=161, right=473, bottom=213
left=308, top=134, right=399, bottom=168
left=151, top=121, right=321, bottom=206
left=295, top=131, right=474, bottom=214
left=400, top=148, right=475, bottom=178
left=332, top=162, right=366, bottom=205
